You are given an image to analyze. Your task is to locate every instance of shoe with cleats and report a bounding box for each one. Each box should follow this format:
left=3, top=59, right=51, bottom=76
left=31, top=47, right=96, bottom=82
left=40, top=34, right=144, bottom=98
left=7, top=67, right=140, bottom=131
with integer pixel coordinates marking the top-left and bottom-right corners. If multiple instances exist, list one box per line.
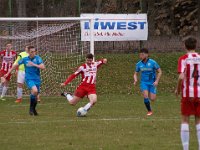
left=61, top=92, right=72, bottom=97
left=147, top=111, right=153, bottom=116
left=15, top=98, right=22, bottom=103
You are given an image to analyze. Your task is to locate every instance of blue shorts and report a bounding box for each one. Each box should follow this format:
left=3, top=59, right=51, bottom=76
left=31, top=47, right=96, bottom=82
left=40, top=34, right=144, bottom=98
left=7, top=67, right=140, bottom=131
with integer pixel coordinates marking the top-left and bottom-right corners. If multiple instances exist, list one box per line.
left=140, top=82, right=157, bottom=94
left=25, top=79, right=41, bottom=93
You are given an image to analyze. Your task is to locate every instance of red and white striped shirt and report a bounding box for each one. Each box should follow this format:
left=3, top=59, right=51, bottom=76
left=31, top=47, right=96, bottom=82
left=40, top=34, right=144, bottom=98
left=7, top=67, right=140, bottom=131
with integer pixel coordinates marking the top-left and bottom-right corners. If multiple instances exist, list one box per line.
left=178, top=52, right=200, bottom=98
left=64, top=60, right=104, bottom=85
left=0, top=50, right=17, bottom=72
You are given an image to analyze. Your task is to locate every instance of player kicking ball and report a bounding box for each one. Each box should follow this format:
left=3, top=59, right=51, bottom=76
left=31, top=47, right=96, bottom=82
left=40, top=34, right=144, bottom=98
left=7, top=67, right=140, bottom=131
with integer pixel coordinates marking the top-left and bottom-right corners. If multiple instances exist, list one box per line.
left=60, top=53, right=107, bottom=116
left=133, top=48, right=162, bottom=116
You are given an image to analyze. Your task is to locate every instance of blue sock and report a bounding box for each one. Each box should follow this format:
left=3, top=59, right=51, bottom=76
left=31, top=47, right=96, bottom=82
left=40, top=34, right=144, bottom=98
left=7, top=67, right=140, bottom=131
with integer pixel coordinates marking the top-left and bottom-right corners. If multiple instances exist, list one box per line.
left=144, top=98, right=151, bottom=112
left=30, top=94, right=37, bottom=111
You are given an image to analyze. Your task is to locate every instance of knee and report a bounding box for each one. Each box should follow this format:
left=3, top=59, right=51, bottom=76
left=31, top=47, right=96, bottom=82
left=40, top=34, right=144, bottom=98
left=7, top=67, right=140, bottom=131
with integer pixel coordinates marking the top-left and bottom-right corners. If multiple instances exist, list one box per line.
left=151, top=97, right=156, bottom=102
left=32, top=90, right=38, bottom=96
left=90, top=99, right=97, bottom=105
left=69, top=100, right=76, bottom=106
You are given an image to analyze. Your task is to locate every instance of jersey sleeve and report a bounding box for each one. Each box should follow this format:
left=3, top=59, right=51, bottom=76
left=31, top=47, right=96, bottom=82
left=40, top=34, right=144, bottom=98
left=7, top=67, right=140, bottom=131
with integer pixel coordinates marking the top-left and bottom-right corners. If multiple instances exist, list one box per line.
left=96, top=59, right=104, bottom=68
left=154, top=61, right=160, bottom=70
left=178, top=57, right=185, bottom=73
left=135, top=63, right=140, bottom=72
left=63, top=66, right=83, bottom=85
left=37, top=56, right=43, bottom=64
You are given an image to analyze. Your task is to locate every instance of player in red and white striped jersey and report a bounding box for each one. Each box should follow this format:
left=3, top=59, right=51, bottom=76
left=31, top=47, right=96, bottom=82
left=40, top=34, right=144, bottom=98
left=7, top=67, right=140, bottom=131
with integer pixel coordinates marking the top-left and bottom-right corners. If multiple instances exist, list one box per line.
left=175, top=36, right=200, bottom=150
left=0, top=43, right=17, bottom=100
left=60, top=53, right=107, bottom=114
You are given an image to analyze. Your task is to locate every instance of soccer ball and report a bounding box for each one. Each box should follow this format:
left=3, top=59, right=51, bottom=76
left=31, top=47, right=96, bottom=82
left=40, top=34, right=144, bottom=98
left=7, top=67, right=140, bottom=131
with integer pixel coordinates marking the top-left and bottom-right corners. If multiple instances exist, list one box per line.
left=77, top=107, right=87, bottom=117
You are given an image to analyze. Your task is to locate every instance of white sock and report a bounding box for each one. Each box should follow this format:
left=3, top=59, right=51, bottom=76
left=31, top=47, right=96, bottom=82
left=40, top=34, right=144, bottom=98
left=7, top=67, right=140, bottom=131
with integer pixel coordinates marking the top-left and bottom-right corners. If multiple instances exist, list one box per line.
left=64, top=93, right=73, bottom=102
left=83, top=103, right=92, bottom=111
left=181, top=123, right=189, bottom=150
left=1, top=86, right=8, bottom=98
left=196, top=124, right=200, bottom=150
left=17, top=87, right=23, bottom=99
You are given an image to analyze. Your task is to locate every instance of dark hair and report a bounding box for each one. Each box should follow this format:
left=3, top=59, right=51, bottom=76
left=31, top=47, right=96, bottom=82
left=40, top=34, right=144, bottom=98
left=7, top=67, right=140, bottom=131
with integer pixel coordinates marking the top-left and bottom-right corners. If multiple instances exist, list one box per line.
left=140, top=48, right=149, bottom=54
left=28, top=46, right=35, bottom=50
left=184, top=36, right=197, bottom=50
left=86, top=53, right=93, bottom=59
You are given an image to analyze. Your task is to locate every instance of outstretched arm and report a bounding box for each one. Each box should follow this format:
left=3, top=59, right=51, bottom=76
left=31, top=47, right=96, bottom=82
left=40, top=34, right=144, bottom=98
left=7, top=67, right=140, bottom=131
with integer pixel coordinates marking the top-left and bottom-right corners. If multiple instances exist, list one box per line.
left=60, top=74, right=77, bottom=87
left=60, top=66, right=83, bottom=87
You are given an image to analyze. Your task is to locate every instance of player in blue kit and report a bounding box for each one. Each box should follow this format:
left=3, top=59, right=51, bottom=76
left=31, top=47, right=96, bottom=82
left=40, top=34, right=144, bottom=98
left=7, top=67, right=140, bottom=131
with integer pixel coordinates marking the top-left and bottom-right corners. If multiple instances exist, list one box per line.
left=5, top=46, right=45, bottom=116
left=133, top=48, right=162, bottom=116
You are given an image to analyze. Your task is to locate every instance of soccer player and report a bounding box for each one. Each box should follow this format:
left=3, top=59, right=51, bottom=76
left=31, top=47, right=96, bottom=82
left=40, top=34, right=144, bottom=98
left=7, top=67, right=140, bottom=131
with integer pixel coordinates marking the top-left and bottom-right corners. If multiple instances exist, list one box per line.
left=0, top=43, right=17, bottom=100
left=60, top=53, right=107, bottom=115
left=133, top=48, right=162, bottom=116
left=13, top=46, right=41, bottom=103
left=175, top=36, right=200, bottom=150
left=5, top=46, right=45, bottom=116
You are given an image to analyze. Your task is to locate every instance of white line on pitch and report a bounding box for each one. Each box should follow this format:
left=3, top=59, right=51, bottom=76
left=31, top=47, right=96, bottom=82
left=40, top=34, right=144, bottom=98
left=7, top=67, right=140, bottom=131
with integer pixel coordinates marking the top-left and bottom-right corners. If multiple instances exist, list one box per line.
left=0, top=117, right=180, bottom=125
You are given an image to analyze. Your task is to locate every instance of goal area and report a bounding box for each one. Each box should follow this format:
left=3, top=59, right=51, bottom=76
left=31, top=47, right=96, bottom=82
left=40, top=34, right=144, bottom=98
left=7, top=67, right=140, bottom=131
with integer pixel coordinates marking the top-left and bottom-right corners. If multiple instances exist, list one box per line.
left=0, top=17, right=93, bottom=96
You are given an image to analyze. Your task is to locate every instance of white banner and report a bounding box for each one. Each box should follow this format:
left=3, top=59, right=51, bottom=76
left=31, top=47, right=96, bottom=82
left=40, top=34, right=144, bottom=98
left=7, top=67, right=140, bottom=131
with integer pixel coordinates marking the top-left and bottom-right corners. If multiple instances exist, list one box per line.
left=81, top=14, right=148, bottom=41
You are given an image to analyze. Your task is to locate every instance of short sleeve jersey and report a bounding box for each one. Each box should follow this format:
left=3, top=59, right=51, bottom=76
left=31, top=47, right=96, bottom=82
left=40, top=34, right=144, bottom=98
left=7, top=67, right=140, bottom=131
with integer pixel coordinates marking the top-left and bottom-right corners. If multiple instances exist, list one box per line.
left=135, top=58, right=160, bottom=84
left=177, top=52, right=200, bottom=98
left=18, top=55, right=43, bottom=81
left=75, top=60, right=103, bottom=85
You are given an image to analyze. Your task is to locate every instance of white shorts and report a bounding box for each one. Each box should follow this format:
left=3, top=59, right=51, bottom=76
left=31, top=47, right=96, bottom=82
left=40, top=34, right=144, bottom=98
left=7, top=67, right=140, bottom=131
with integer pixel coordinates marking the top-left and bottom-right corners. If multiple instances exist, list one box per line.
left=17, top=70, right=25, bottom=84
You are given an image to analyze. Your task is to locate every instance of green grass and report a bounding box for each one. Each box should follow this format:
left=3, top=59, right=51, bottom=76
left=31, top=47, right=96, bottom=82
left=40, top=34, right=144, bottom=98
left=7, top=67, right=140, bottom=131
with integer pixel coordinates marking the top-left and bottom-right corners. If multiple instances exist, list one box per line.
left=0, top=94, right=199, bottom=150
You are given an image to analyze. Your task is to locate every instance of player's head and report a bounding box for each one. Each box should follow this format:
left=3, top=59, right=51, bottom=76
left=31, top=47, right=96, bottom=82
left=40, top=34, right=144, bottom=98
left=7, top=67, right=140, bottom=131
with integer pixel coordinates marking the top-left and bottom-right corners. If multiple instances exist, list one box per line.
left=6, top=43, right=12, bottom=50
left=139, top=48, right=149, bottom=61
left=86, top=53, right=94, bottom=65
left=28, top=46, right=37, bottom=58
left=184, top=36, right=197, bottom=51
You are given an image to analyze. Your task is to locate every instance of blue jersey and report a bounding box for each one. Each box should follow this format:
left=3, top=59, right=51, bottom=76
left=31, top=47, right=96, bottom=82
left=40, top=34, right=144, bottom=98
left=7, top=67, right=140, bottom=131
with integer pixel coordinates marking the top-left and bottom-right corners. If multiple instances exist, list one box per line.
left=135, top=58, right=160, bottom=84
left=18, top=55, right=43, bottom=82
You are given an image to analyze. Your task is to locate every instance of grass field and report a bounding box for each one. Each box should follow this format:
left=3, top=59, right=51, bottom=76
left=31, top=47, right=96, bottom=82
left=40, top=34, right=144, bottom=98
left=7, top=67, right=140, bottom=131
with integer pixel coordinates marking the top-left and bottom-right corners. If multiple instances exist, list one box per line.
left=0, top=94, right=199, bottom=150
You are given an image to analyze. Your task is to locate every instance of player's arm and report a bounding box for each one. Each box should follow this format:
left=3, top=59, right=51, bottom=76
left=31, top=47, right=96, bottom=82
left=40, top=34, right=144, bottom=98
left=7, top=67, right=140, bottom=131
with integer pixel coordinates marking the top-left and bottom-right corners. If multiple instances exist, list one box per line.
left=28, top=57, right=45, bottom=70
left=154, top=68, right=162, bottom=86
left=4, top=63, right=19, bottom=78
left=133, top=72, right=138, bottom=85
left=60, top=66, right=82, bottom=87
left=28, top=62, right=45, bottom=69
left=97, top=58, right=107, bottom=68
left=175, top=73, right=184, bottom=96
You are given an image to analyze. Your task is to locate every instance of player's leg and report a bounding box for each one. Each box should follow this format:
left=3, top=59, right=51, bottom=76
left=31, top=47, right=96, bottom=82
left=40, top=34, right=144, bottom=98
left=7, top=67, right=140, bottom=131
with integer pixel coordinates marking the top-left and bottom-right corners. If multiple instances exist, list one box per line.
left=84, top=94, right=97, bottom=111
left=83, top=85, right=97, bottom=111
left=180, top=98, right=191, bottom=150
left=149, top=84, right=157, bottom=102
left=0, top=70, right=10, bottom=100
left=62, top=91, right=82, bottom=105
left=0, top=70, right=5, bottom=95
left=140, top=82, right=152, bottom=115
left=195, top=100, right=200, bottom=150
left=26, top=80, right=39, bottom=116
left=0, top=79, right=9, bottom=100
left=61, top=85, right=86, bottom=105
left=16, top=71, right=25, bottom=103
left=181, top=115, right=190, bottom=150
